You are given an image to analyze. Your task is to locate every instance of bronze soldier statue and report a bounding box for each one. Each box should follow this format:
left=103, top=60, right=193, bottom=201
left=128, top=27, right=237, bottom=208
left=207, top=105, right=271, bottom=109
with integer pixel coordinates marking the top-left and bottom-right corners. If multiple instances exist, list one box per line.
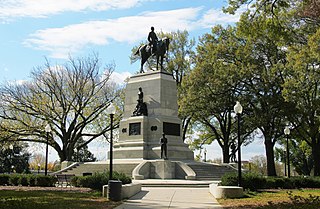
left=160, top=133, right=168, bottom=159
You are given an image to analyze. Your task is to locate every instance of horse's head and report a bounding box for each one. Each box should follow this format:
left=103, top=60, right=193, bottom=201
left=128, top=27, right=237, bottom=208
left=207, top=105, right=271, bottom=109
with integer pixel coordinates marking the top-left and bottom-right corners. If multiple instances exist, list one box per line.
left=162, top=37, right=170, bottom=52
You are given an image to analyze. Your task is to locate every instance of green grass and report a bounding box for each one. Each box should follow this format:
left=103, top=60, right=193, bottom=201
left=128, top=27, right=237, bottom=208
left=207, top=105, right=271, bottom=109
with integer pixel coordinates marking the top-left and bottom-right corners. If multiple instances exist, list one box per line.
left=0, top=190, right=121, bottom=209
left=219, top=189, right=320, bottom=209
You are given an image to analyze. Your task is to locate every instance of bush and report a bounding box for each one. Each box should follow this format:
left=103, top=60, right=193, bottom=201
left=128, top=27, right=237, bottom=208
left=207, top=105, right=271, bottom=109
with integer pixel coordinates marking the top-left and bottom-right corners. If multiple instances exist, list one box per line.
left=221, top=172, right=266, bottom=191
left=70, top=176, right=79, bottom=187
left=220, top=172, right=238, bottom=187
left=242, top=172, right=267, bottom=190
left=221, top=172, right=320, bottom=190
left=75, top=171, right=132, bottom=191
left=0, top=174, right=10, bottom=185
left=18, top=175, right=29, bottom=186
left=28, top=175, right=36, bottom=186
left=35, top=175, right=57, bottom=187
left=9, top=174, right=20, bottom=186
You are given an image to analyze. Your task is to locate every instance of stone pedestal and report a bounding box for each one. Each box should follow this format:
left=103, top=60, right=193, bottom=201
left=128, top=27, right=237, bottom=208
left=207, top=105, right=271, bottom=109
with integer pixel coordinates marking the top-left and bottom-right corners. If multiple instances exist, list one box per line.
left=113, top=70, right=194, bottom=161
left=154, top=160, right=175, bottom=179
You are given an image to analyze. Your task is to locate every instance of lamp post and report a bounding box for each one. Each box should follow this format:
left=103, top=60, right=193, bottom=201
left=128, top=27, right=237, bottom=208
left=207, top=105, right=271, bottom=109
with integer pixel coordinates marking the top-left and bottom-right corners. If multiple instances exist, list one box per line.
left=284, top=126, right=290, bottom=178
left=108, top=103, right=116, bottom=180
left=38, top=163, right=41, bottom=174
left=234, top=101, right=243, bottom=187
left=45, top=124, right=51, bottom=176
left=204, top=148, right=207, bottom=162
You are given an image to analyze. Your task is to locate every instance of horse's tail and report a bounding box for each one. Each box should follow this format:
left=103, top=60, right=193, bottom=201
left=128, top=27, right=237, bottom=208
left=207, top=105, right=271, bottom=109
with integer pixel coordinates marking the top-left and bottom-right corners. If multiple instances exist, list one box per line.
left=134, top=45, right=142, bottom=56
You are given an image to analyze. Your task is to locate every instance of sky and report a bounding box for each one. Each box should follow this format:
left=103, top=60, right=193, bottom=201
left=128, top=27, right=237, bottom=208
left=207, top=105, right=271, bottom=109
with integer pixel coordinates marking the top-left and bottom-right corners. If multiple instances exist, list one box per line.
left=0, top=0, right=265, bottom=162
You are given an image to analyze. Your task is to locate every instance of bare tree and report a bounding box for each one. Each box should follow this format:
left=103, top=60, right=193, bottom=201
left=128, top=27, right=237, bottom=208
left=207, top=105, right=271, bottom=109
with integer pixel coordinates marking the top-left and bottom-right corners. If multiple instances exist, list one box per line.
left=0, top=55, right=120, bottom=162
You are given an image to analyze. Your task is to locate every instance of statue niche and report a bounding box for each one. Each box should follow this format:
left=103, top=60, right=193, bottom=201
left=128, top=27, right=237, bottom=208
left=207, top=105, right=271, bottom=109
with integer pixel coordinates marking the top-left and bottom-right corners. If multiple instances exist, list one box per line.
left=132, top=87, right=148, bottom=116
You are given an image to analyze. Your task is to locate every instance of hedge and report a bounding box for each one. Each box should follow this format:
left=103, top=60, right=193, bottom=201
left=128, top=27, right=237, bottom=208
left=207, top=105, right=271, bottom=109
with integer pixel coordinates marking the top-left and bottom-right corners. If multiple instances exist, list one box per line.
left=0, top=174, right=57, bottom=187
left=221, top=172, right=320, bottom=190
left=71, top=171, right=132, bottom=191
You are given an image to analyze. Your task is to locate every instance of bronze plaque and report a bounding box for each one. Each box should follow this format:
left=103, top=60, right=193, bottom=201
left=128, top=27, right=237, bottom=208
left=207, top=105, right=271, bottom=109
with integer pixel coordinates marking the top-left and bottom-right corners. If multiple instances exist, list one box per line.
left=129, top=123, right=141, bottom=135
left=163, top=122, right=180, bottom=136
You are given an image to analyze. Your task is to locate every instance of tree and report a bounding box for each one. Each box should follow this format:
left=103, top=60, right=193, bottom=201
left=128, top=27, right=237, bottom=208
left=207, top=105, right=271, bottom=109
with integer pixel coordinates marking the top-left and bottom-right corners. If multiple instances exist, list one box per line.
left=275, top=139, right=313, bottom=176
left=0, top=54, right=120, bottom=162
left=236, top=11, right=293, bottom=176
left=0, top=141, right=30, bottom=173
left=72, top=137, right=96, bottom=162
left=283, top=27, right=320, bottom=175
left=180, top=25, right=255, bottom=163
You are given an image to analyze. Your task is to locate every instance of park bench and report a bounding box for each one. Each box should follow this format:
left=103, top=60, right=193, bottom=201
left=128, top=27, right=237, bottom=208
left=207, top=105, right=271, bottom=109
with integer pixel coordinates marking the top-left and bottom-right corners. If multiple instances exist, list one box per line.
left=55, top=174, right=75, bottom=187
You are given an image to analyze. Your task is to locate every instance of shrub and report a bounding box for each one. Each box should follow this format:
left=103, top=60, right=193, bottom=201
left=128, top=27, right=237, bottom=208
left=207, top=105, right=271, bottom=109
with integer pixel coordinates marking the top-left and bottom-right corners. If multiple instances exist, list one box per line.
left=242, top=172, right=267, bottom=190
left=18, top=175, right=29, bottom=186
left=220, top=172, right=238, bottom=187
left=70, top=176, right=79, bottom=187
left=36, top=175, right=57, bottom=187
left=75, top=171, right=132, bottom=191
left=28, top=175, right=36, bottom=186
left=9, top=174, right=20, bottom=186
left=0, top=174, right=10, bottom=185
left=221, top=172, right=266, bottom=191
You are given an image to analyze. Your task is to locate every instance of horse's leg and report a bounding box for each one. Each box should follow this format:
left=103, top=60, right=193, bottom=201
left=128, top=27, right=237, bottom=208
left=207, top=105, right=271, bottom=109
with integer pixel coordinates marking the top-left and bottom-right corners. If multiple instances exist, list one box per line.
left=160, top=55, right=164, bottom=71
left=156, top=55, right=159, bottom=71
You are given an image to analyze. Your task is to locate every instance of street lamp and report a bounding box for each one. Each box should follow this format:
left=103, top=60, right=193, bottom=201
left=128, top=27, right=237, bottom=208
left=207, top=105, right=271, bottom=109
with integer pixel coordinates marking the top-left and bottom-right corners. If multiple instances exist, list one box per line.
left=204, top=148, right=207, bottom=162
left=284, top=126, right=291, bottom=178
left=108, top=103, right=116, bottom=180
left=45, top=124, right=51, bottom=176
left=234, top=101, right=243, bottom=187
left=38, top=163, right=41, bottom=174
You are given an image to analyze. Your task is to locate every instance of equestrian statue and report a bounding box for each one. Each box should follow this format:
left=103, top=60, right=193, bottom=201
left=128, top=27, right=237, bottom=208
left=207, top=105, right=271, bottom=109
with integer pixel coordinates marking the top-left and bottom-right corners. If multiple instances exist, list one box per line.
left=134, top=26, right=170, bottom=73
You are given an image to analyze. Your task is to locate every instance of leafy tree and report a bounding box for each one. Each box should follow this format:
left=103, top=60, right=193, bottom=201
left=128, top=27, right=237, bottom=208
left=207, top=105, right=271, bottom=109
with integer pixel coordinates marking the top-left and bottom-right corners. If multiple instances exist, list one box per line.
left=236, top=11, right=293, bottom=176
left=275, top=139, right=313, bottom=176
left=283, top=27, right=320, bottom=175
left=180, top=25, right=255, bottom=163
left=0, top=141, right=30, bottom=173
left=72, top=137, right=96, bottom=162
left=0, top=55, right=120, bottom=162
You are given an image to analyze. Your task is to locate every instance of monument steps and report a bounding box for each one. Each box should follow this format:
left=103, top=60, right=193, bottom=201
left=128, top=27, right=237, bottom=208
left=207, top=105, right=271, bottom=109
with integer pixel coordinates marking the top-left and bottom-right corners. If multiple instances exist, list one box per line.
left=187, top=163, right=236, bottom=180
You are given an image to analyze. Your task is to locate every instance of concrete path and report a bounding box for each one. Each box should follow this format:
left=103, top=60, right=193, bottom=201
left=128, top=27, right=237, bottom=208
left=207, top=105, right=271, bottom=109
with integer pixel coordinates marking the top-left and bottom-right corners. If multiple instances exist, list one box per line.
left=115, top=187, right=223, bottom=209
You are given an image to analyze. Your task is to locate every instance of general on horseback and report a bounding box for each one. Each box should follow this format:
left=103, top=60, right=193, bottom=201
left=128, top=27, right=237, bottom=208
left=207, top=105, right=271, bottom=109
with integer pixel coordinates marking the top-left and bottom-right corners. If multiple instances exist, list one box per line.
left=134, top=26, right=170, bottom=73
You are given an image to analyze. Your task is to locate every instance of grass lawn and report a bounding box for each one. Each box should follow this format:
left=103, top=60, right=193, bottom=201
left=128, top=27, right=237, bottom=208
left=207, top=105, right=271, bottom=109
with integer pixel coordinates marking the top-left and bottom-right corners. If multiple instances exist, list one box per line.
left=218, top=189, right=320, bottom=209
left=0, top=188, right=121, bottom=209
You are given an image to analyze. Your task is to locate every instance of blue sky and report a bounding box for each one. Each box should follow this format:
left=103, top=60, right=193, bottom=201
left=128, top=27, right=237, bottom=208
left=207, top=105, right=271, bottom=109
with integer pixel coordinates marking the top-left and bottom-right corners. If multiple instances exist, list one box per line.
left=0, top=0, right=245, bottom=83
left=0, top=0, right=264, bottom=161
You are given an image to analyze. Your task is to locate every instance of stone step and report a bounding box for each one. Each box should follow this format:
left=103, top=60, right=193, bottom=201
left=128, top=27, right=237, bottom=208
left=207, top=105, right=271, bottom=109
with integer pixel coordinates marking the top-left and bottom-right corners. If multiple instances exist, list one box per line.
left=187, top=163, right=236, bottom=180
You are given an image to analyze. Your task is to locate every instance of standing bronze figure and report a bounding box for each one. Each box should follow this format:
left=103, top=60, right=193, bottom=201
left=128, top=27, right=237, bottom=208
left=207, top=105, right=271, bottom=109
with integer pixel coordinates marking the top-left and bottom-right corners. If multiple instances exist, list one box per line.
left=160, top=133, right=168, bottom=159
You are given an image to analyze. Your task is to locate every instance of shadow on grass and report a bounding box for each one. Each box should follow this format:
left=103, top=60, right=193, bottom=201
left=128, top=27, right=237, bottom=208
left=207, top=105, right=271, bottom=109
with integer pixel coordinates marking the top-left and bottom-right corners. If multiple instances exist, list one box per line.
left=0, top=190, right=121, bottom=209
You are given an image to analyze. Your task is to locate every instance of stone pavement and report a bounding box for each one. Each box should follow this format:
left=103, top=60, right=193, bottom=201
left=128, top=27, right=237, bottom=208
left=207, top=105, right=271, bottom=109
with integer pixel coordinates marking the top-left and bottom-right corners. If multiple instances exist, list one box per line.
left=115, top=187, right=223, bottom=209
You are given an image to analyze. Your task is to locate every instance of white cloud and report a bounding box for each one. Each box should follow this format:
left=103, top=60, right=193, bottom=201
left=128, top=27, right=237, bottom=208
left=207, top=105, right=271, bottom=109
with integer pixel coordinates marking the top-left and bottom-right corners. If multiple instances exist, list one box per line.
left=110, top=71, right=132, bottom=85
left=0, top=0, right=144, bottom=20
left=24, top=7, right=201, bottom=58
left=23, top=6, right=246, bottom=59
left=198, top=7, right=245, bottom=28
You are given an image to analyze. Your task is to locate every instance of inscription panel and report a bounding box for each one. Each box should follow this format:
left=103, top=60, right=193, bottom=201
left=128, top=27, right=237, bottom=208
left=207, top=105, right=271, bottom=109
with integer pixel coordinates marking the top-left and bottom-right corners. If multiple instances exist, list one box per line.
left=163, top=122, right=180, bottom=136
left=129, top=123, right=141, bottom=135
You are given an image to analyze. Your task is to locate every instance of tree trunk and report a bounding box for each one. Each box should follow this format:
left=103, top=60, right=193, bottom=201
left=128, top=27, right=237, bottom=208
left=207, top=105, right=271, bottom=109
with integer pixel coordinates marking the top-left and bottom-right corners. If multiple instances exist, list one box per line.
left=312, top=139, right=320, bottom=176
left=265, top=138, right=277, bottom=176
left=222, top=145, right=230, bottom=163
left=182, top=116, right=192, bottom=142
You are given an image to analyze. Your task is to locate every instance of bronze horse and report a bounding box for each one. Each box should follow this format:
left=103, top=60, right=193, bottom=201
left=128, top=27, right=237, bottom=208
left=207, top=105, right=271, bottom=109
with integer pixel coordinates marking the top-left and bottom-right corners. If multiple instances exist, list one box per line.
left=134, top=37, right=170, bottom=73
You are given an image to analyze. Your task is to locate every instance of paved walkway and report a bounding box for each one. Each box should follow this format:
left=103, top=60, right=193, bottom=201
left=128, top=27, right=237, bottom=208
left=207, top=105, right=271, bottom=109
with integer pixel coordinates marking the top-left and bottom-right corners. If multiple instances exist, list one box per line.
left=115, top=187, right=223, bottom=209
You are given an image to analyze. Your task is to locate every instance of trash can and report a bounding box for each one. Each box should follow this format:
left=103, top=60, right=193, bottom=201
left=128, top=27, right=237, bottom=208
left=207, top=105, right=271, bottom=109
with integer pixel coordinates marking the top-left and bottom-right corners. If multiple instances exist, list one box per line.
left=108, top=180, right=122, bottom=201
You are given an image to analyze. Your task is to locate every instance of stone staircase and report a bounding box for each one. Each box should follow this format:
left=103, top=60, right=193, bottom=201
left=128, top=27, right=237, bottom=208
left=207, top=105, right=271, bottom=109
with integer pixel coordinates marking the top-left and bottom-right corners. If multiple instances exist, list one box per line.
left=186, top=162, right=236, bottom=180
left=61, top=162, right=109, bottom=176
